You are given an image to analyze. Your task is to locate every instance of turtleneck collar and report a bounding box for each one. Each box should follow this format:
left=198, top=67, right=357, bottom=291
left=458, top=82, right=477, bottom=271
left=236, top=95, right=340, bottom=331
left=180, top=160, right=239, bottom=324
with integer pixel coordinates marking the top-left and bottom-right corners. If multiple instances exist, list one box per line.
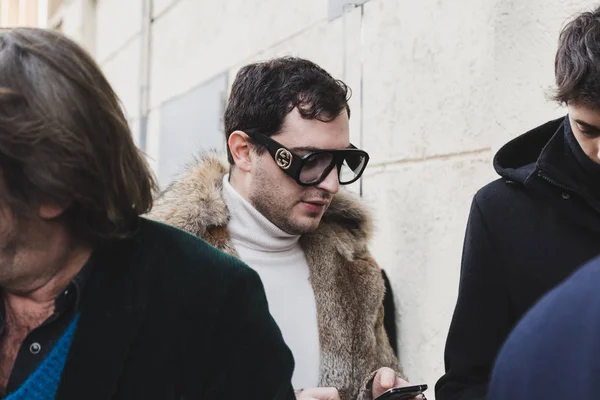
left=222, top=174, right=300, bottom=252
left=564, top=117, right=600, bottom=198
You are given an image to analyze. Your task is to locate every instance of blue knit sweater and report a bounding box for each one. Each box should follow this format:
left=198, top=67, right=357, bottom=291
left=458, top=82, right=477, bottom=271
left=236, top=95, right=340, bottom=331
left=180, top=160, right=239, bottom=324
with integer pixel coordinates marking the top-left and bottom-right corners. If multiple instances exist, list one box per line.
left=6, top=314, right=80, bottom=400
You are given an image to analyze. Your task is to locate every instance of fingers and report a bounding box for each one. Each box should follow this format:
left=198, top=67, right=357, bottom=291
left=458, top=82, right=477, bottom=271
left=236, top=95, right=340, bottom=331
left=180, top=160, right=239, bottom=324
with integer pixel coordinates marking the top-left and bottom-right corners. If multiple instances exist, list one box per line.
left=394, top=376, right=411, bottom=388
left=372, top=367, right=400, bottom=398
left=377, top=367, right=397, bottom=388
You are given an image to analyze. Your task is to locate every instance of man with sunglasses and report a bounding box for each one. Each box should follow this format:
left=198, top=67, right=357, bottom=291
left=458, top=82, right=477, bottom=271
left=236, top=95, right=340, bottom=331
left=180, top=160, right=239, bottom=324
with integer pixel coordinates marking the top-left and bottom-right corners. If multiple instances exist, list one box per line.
left=150, top=57, right=422, bottom=400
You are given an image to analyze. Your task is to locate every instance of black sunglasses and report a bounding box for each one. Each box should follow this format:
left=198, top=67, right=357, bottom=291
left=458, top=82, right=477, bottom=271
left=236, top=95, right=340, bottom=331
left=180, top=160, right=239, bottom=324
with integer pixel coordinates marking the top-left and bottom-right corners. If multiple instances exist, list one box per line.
left=250, top=133, right=370, bottom=186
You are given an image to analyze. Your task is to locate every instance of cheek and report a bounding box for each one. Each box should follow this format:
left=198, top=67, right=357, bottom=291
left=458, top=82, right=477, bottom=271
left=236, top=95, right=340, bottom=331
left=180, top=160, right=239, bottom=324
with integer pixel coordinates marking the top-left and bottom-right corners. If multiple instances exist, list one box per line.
left=0, top=217, right=16, bottom=251
left=582, top=140, right=600, bottom=161
left=281, top=181, right=308, bottom=209
left=592, top=139, right=600, bottom=158
left=0, top=207, right=12, bottom=239
left=259, top=163, right=304, bottom=200
left=273, top=184, right=303, bottom=212
left=572, top=130, right=600, bottom=160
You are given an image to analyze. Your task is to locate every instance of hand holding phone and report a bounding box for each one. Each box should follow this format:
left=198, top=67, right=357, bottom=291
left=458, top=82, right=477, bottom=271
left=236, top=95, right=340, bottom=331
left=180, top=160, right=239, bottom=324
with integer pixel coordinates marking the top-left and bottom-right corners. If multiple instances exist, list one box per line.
left=373, top=384, right=428, bottom=400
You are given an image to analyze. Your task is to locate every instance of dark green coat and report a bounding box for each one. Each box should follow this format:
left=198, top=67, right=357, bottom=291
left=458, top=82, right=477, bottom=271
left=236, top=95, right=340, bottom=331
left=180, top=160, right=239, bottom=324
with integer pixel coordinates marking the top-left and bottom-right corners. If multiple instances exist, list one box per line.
left=55, top=218, right=295, bottom=400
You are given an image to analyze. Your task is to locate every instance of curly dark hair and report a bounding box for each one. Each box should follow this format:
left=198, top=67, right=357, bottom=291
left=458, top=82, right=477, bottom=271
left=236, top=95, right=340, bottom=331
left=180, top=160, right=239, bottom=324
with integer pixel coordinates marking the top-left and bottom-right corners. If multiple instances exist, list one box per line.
left=553, top=6, right=600, bottom=108
left=0, top=28, right=157, bottom=243
left=224, top=56, right=351, bottom=164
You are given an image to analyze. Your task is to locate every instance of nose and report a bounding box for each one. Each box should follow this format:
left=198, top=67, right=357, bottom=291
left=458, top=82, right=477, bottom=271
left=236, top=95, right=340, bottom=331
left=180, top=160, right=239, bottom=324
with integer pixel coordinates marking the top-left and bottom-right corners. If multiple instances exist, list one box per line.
left=316, top=167, right=340, bottom=194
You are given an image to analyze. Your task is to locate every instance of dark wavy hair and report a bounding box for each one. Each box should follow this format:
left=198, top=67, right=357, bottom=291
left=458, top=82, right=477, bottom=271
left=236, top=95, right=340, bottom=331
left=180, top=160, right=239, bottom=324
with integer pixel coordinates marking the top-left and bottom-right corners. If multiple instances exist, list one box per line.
left=0, top=28, right=157, bottom=242
left=224, top=56, right=351, bottom=164
left=553, top=6, right=600, bottom=108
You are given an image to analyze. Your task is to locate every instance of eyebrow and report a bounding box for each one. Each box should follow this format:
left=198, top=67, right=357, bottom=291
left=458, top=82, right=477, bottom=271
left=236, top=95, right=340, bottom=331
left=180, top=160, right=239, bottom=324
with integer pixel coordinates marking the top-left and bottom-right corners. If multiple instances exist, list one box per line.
left=575, top=119, right=600, bottom=131
left=289, top=144, right=354, bottom=152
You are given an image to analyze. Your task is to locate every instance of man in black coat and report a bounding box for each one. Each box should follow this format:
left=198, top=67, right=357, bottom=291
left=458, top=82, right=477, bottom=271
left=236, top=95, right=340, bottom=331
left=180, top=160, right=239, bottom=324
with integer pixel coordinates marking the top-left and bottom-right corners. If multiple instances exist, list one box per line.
left=436, top=6, right=600, bottom=400
left=0, top=28, right=294, bottom=399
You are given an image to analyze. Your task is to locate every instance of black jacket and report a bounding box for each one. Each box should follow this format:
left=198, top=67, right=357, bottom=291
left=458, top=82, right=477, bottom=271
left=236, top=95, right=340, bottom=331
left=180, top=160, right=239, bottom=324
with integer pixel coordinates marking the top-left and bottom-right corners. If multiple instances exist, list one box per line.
left=54, top=218, right=295, bottom=400
left=382, top=270, right=398, bottom=356
left=436, top=117, right=600, bottom=400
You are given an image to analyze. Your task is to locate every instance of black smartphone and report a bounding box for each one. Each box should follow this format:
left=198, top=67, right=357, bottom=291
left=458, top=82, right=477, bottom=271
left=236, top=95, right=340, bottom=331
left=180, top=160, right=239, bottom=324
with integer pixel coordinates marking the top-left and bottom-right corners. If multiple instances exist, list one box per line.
left=374, top=384, right=428, bottom=400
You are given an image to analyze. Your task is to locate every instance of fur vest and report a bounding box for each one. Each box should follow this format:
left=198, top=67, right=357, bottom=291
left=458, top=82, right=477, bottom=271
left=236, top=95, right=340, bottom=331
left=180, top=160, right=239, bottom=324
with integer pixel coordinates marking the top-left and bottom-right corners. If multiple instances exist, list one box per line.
left=147, top=153, right=401, bottom=400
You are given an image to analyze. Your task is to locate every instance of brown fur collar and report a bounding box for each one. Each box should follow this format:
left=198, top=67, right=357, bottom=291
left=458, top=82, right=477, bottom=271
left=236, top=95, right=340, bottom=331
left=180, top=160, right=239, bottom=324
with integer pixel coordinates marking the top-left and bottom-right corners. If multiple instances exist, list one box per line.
left=148, top=152, right=399, bottom=400
left=149, top=151, right=374, bottom=258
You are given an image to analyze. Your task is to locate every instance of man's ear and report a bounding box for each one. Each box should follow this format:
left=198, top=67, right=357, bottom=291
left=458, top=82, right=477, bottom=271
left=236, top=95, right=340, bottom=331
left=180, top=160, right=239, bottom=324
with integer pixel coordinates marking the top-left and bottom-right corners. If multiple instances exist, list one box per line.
left=228, top=131, right=253, bottom=173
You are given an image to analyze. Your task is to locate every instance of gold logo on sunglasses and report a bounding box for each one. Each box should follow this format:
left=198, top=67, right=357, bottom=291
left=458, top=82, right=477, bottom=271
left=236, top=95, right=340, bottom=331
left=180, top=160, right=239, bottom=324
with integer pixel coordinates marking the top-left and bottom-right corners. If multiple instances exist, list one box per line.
left=275, top=148, right=293, bottom=170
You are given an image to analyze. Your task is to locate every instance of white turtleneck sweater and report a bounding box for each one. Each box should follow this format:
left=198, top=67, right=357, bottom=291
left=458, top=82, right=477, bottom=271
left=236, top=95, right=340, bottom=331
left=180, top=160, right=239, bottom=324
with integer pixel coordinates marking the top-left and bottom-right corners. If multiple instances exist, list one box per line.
left=222, top=175, right=320, bottom=389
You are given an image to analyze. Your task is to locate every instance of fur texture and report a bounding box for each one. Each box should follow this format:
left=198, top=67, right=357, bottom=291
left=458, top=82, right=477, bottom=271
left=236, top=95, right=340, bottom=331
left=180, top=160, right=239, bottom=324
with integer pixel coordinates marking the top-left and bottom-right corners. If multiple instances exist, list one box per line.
left=147, top=152, right=401, bottom=400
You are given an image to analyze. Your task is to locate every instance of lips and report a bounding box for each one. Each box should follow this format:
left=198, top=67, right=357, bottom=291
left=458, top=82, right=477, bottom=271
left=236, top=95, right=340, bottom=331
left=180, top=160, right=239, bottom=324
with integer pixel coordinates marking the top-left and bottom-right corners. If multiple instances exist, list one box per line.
left=302, top=200, right=329, bottom=206
left=301, top=199, right=330, bottom=213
